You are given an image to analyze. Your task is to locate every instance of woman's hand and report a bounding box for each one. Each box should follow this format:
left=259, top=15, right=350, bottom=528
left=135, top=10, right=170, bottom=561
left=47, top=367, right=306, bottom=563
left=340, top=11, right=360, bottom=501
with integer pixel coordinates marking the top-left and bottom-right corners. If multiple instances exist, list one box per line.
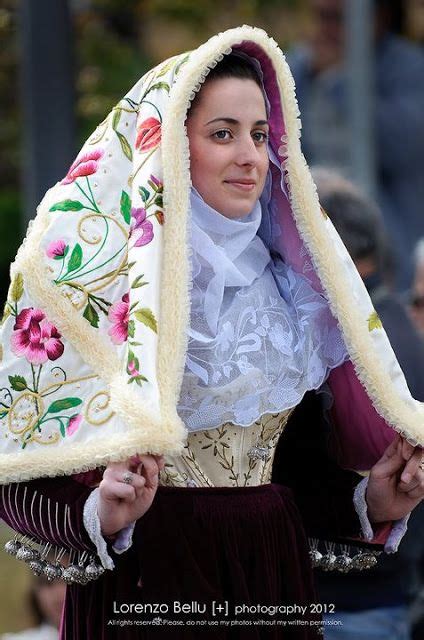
left=366, top=434, right=424, bottom=523
left=98, top=454, right=164, bottom=536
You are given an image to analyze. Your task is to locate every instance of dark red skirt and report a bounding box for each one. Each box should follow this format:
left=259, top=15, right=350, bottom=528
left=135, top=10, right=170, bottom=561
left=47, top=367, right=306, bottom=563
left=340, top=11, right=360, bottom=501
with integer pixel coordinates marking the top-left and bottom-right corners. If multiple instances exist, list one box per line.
left=63, top=483, right=321, bottom=639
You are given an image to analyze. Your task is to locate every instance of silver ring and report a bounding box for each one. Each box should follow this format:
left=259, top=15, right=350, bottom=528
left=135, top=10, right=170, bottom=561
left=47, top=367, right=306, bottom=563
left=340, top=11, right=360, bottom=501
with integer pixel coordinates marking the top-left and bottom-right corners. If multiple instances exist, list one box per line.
left=122, top=471, right=134, bottom=485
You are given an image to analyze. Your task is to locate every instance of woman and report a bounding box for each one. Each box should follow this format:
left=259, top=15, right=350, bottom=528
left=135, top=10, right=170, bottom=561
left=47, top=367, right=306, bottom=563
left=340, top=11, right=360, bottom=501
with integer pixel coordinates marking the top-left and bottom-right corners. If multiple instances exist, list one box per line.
left=1, top=26, right=424, bottom=639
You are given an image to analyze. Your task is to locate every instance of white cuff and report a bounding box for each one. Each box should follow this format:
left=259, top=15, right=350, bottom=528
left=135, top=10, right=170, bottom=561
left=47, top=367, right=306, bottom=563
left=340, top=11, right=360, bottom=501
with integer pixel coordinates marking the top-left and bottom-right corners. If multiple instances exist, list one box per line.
left=83, top=488, right=114, bottom=570
left=353, top=476, right=410, bottom=553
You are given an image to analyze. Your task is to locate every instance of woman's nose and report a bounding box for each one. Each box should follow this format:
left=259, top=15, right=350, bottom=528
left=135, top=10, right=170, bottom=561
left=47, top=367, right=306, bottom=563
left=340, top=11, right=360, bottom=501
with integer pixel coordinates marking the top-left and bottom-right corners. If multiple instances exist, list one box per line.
left=235, top=135, right=258, bottom=166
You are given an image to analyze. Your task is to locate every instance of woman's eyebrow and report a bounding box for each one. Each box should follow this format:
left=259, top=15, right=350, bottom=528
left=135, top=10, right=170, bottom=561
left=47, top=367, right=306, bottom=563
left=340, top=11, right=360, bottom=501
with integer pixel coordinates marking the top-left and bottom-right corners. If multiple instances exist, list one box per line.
left=205, top=117, right=269, bottom=126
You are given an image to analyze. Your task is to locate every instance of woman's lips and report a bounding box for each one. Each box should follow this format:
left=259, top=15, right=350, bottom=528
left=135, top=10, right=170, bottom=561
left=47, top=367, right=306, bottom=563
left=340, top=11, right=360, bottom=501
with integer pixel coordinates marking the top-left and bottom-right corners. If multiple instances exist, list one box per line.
left=225, top=180, right=256, bottom=192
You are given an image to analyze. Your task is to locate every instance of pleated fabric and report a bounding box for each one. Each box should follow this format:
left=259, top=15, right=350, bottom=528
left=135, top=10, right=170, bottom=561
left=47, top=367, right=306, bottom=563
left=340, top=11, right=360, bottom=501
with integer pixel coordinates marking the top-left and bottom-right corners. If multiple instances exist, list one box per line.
left=63, top=484, right=321, bottom=639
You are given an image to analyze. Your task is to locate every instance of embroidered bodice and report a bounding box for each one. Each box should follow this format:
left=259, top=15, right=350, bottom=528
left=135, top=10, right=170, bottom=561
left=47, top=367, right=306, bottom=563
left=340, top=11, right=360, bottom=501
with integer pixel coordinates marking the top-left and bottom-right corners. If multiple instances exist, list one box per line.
left=160, top=410, right=293, bottom=488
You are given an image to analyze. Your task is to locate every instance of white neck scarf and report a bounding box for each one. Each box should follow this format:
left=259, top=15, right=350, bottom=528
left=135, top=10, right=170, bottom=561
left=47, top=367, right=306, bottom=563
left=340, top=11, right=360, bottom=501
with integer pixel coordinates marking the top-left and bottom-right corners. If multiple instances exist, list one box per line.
left=178, top=189, right=348, bottom=431
left=189, top=188, right=271, bottom=334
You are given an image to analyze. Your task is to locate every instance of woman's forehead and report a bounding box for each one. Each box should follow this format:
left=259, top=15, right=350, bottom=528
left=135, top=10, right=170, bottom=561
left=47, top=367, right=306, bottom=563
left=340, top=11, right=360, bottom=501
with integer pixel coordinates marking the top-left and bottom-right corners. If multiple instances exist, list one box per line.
left=189, top=76, right=267, bottom=121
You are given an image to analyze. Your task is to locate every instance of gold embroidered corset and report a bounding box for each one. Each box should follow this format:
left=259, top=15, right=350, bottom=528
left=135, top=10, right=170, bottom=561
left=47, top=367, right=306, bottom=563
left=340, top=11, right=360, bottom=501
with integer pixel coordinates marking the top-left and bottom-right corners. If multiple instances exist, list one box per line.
left=160, top=410, right=293, bottom=488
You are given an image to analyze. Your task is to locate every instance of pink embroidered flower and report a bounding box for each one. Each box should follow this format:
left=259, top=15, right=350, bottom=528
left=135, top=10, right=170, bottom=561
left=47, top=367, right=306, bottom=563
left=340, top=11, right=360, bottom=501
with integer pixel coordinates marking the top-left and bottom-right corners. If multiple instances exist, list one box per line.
left=130, top=208, right=154, bottom=247
left=67, top=414, right=83, bottom=436
left=108, top=293, right=129, bottom=345
left=46, top=239, right=68, bottom=259
left=11, top=308, right=64, bottom=365
left=149, top=174, right=163, bottom=190
left=127, top=359, right=140, bottom=377
left=135, top=118, right=161, bottom=152
left=61, top=148, right=104, bottom=185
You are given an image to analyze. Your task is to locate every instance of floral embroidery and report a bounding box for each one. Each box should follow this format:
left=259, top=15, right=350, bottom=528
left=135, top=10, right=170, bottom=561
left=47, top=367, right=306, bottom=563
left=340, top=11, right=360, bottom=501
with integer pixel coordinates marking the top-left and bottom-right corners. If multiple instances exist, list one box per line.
left=108, top=293, right=129, bottom=345
left=11, top=308, right=64, bottom=365
left=61, top=149, right=104, bottom=185
left=46, top=240, right=68, bottom=260
left=368, top=310, right=383, bottom=331
left=0, top=53, right=187, bottom=457
left=130, top=208, right=154, bottom=247
left=67, top=413, right=83, bottom=436
left=136, top=117, right=161, bottom=152
left=161, top=411, right=293, bottom=488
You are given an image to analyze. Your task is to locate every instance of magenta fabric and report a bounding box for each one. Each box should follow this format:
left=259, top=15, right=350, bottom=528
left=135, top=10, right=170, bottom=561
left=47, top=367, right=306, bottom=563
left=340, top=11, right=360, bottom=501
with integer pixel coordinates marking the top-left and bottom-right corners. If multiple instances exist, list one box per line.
left=328, top=361, right=395, bottom=470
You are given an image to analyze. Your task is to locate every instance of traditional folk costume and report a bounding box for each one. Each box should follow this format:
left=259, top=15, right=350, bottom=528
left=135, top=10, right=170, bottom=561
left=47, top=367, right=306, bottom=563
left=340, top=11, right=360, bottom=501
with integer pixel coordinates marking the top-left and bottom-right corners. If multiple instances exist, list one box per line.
left=1, top=26, right=424, bottom=639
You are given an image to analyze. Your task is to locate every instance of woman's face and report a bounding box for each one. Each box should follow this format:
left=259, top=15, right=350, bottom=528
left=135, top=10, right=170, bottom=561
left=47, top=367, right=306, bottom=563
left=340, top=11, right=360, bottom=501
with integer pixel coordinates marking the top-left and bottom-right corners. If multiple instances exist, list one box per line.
left=186, top=77, right=269, bottom=219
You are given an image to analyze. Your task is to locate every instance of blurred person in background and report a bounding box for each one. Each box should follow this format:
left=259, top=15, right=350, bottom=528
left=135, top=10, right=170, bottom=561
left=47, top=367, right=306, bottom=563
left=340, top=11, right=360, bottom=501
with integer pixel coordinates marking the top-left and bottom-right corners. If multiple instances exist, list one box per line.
left=288, top=0, right=424, bottom=291
left=409, top=239, right=424, bottom=338
left=314, top=167, right=424, bottom=640
left=0, top=574, right=65, bottom=640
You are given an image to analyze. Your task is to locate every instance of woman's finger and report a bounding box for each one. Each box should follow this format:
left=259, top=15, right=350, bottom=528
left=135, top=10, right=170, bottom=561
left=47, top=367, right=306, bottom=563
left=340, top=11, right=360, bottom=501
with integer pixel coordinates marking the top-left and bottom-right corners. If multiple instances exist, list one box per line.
left=398, top=477, right=420, bottom=493
left=372, top=434, right=405, bottom=477
left=137, top=456, right=160, bottom=488
left=400, top=447, right=423, bottom=484
left=100, top=481, right=136, bottom=503
left=152, top=454, right=165, bottom=470
left=103, top=461, right=135, bottom=479
left=407, top=479, right=424, bottom=500
left=401, top=438, right=417, bottom=462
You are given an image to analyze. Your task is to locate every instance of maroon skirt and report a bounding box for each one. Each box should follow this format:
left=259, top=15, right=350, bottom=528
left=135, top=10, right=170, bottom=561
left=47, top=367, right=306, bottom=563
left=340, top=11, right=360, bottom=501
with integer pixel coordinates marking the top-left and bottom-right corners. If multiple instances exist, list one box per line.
left=63, top=483, right=321, bottom=639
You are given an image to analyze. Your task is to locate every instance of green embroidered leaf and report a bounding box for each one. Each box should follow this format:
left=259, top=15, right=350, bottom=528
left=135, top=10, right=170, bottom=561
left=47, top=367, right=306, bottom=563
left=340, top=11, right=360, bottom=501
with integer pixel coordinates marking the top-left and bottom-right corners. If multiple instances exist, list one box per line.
left=120, top=190, right=131, bottom=225
left=139, top=186, right=150, bottom=203
left=127, top=350, right=139, bottom=367
left=156, top=58, right=177, bottom=78
left=144, top=82, right=170, bottom=96
left=154, top=194, right=163, bottom=208
left=154, top=211, right=164, bottom=225
left=67, top=243, right=83, bottom=272
left=174, top=54, right=190, bottom=76
left=134, top=308, right=157, bottom=333
left=148, top=179, right=162, bottom=193
left=1, top=304, right=11, bottom=325
left=368, top=310, right=383, bottom=331
left=59, top=421, right=66, bottom=438
left=11, top=273, right=24, bottom=302
left=131, top=274, right=147, bottom=289
left=49, top=200, right=84, bottom=212
left=116, top=131, right=133, bottom=161
left=127, top=319, right=135, bottom=338
left=88, top=119, right=108, bottom=145
left=46, top=397, right=83, bottom=414
left=83, top=301, right=99, bottom=328
left=8, top=375, right=27, bottom=392
left=112, top=107, right=122, bottom=131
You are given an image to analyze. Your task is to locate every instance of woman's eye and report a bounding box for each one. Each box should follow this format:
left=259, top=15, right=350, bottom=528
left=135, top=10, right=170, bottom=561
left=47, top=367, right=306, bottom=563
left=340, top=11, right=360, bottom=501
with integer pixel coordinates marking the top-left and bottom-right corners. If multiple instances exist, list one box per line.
left=213, top=130, right=231, bottom=140
left=252, top=131, right=268, bottom=143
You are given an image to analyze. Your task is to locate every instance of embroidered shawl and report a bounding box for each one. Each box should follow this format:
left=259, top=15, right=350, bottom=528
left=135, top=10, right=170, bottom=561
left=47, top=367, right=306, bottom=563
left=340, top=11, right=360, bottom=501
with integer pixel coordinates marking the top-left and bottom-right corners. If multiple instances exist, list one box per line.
left=0, top=26, right=423, bottom=483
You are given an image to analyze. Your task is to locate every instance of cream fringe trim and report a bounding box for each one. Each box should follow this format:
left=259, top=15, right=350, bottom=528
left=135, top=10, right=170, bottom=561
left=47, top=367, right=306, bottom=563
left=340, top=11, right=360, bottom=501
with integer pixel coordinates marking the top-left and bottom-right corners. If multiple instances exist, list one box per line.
left=161, top=24, right=424, bottom=445
left=2, top=25, right=423, bottom=483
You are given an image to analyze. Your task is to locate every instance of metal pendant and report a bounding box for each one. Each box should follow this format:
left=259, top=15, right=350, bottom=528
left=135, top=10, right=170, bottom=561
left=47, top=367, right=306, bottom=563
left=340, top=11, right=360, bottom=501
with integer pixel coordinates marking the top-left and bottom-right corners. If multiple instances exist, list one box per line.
left=4, top=539, right=21, bottom=556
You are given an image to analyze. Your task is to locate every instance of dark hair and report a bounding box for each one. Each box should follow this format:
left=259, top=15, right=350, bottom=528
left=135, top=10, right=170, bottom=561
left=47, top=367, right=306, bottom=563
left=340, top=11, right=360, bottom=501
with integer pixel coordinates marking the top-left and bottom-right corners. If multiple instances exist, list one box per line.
left=188, top=53, right=262, bottom=113
left=205, top=53, right=262, bottom=87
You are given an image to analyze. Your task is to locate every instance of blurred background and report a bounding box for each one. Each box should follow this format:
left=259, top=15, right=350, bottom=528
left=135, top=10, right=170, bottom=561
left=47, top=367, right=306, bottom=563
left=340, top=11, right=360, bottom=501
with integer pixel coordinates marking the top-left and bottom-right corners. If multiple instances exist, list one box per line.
left=1, top=0, right=424, bottom=638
